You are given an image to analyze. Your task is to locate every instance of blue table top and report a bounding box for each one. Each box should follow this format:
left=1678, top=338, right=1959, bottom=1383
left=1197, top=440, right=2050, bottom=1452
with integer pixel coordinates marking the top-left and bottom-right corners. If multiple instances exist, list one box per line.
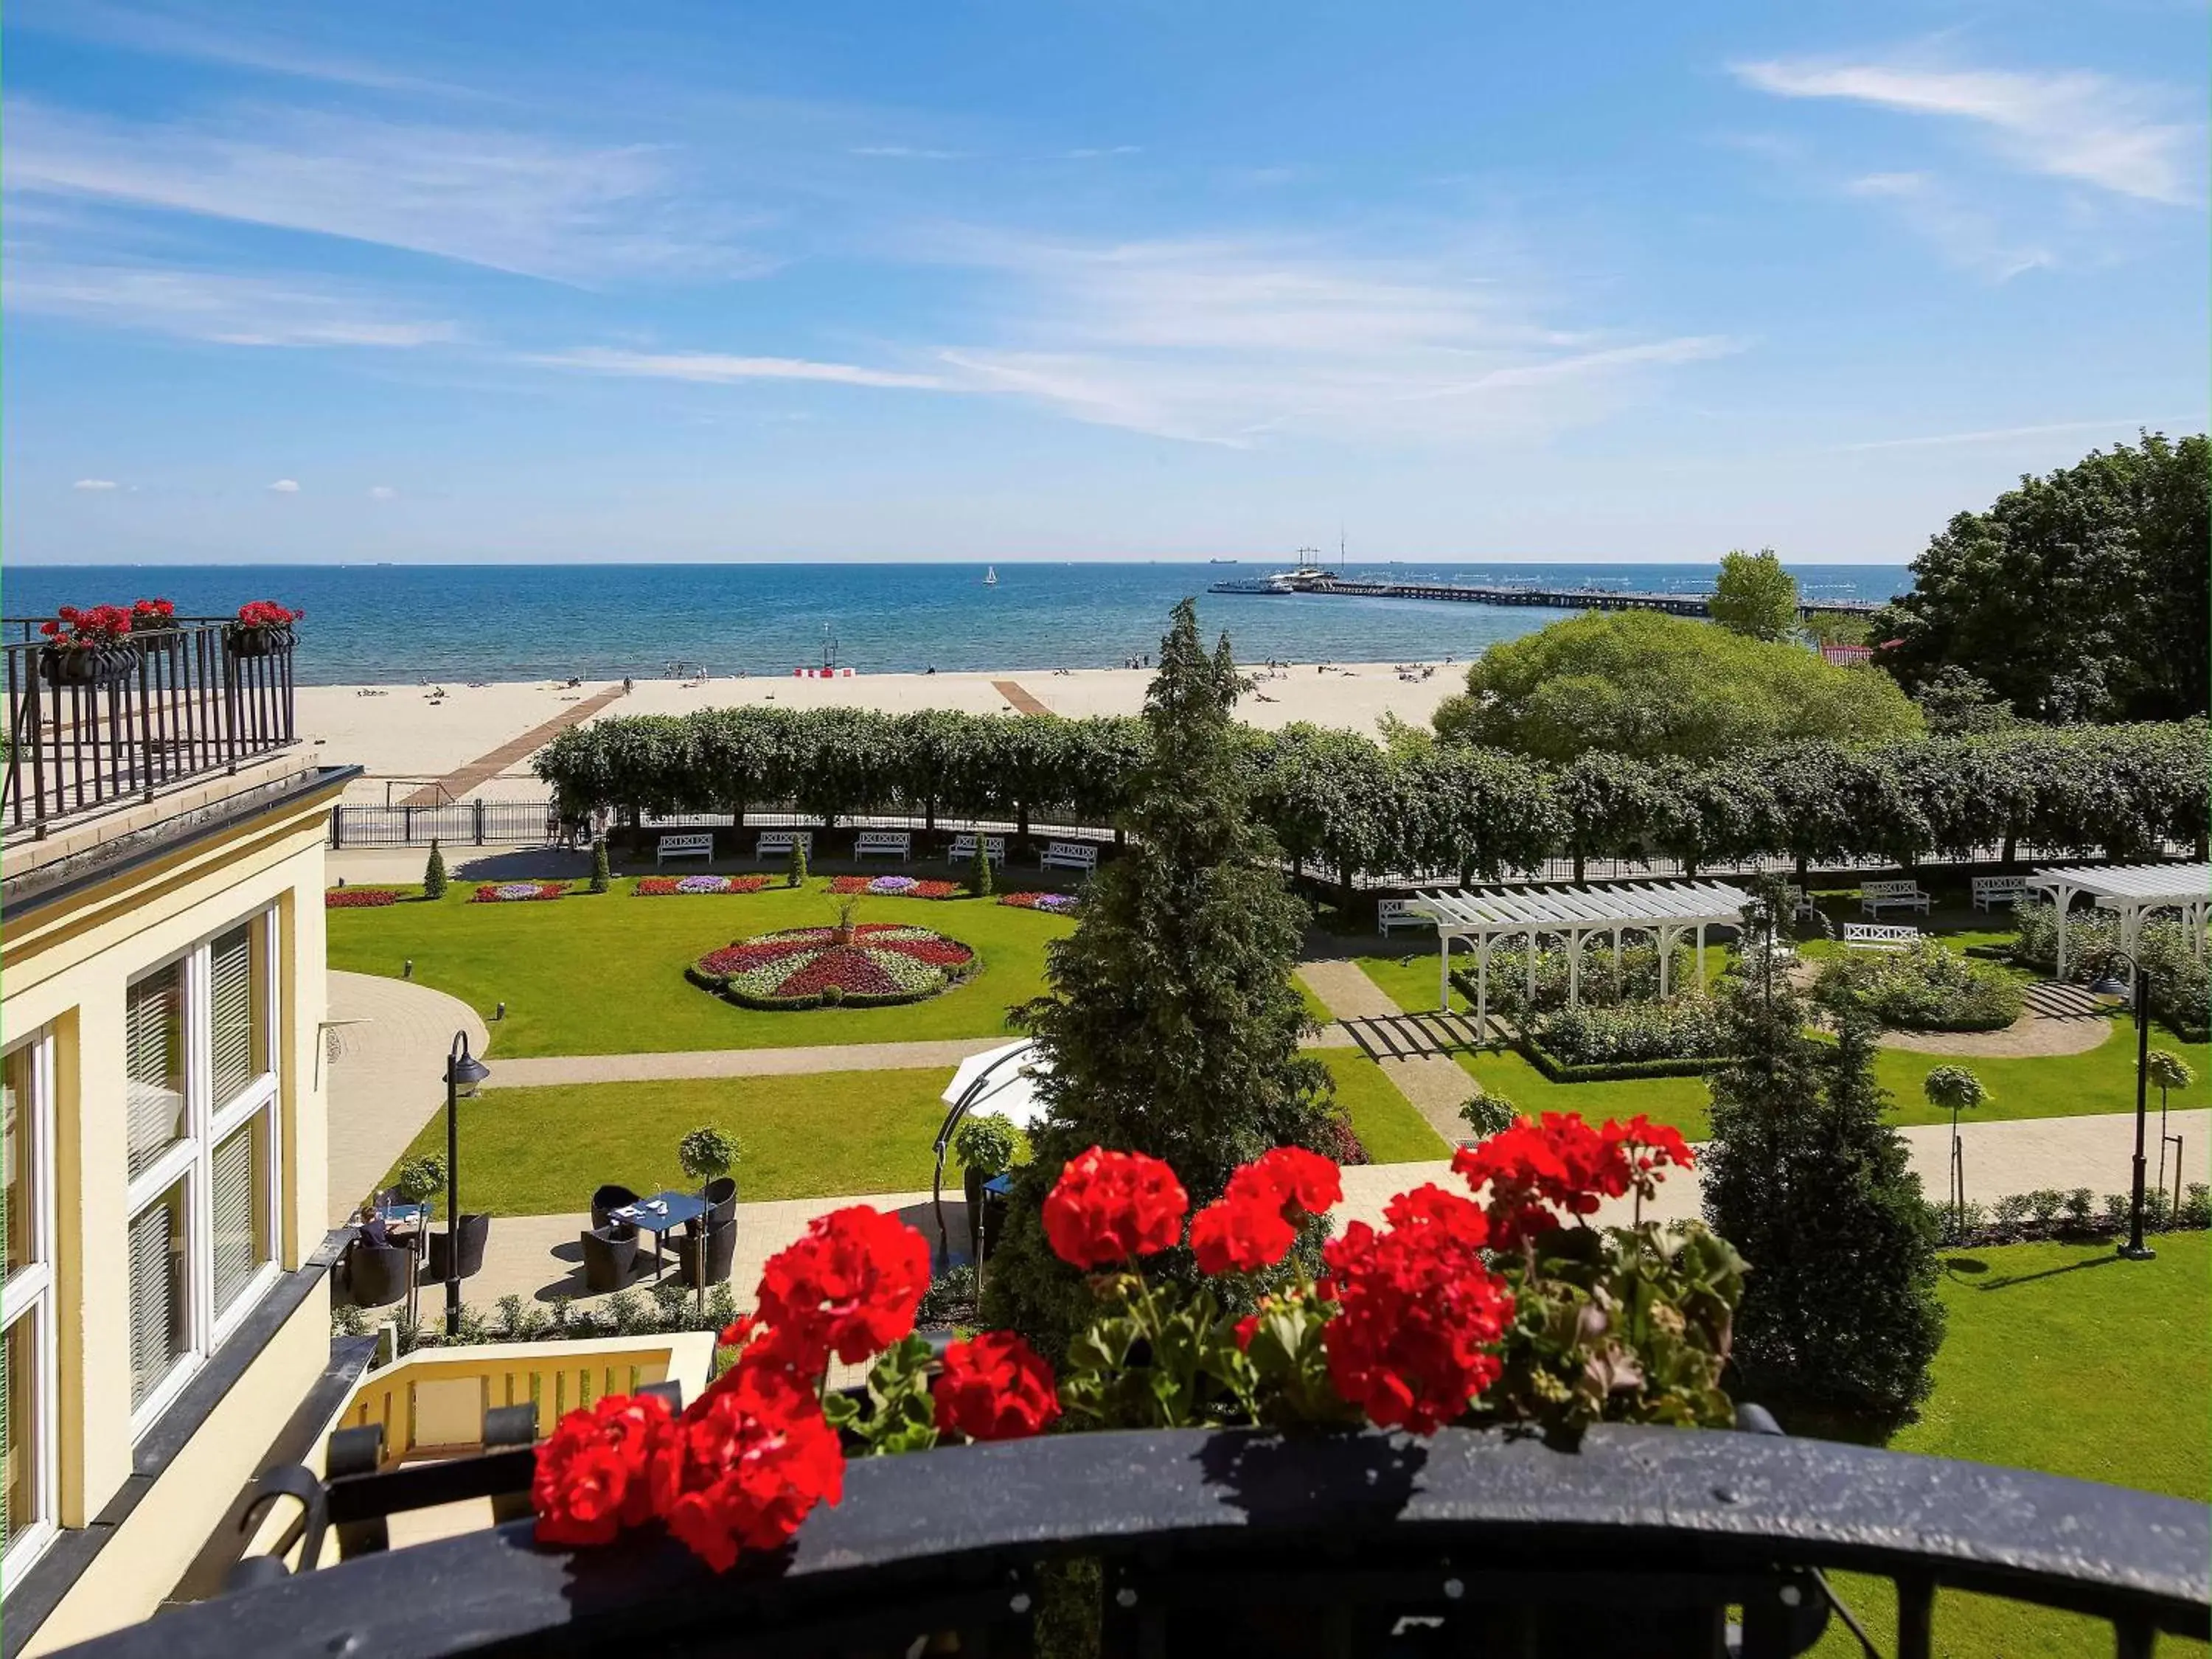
left=377, top=1203, right=429, bottom=1228
left=615, top=1191, right=708, bottom=1230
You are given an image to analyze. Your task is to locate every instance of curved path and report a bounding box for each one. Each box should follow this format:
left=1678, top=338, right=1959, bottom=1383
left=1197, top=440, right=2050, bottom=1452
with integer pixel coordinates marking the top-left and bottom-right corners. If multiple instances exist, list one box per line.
left=324, top=969, right=490, bottom=1224
left=1877, top=982, right=2117, bottom=1058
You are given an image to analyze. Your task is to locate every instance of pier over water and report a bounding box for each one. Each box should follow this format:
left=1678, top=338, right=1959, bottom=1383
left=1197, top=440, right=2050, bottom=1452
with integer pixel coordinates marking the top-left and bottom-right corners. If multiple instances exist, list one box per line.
left=1206, top=570, right=1879, bottom=618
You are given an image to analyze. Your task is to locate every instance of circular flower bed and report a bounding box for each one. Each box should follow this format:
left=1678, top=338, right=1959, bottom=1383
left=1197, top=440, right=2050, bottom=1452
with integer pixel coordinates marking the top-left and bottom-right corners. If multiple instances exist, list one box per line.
left=1001, top=891, right=1079, bottom=914
left=827, top=875, right=963, bottom=899
left=636, top=874, right=772, bottom=897
left=474, top=881, right=567, bottom=902
left=689, top=923, right=976, bottom=1010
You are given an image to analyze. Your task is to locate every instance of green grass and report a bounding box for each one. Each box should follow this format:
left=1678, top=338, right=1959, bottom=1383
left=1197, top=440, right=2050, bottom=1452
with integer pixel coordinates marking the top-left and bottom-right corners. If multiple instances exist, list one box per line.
left=1319, top=1048, right=1450, bottom=1163
left=389, top=1068, right=958, bottom=1213
left=330, top=880, right=1076, bottom=1057
left=1454, top=1048, right=1719, bottom=1139
left=1810, top=1233, right=2209, bottom=1658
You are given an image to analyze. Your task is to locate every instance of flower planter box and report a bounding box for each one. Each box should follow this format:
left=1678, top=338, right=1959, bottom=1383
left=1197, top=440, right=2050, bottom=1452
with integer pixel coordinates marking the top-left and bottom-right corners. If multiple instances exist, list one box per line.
left=38, top=643, right=139, bottom=687
left=224, top=625, right=295, bottom=658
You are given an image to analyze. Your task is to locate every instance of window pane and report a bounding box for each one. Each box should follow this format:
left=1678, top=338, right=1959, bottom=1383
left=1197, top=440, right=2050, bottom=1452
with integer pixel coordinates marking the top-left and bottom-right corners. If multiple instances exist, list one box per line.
left=3, top=1048, right=31, bottom=1282
left=128, top=1185, right=189, bottom=1411
left=126, top=964, right=187, bottom=1180
left=3, top=1314, right=35, bottom=1556
left=212, top=1116, right=271, bottom=1317
left=209, top=922, right=264, bottom=1109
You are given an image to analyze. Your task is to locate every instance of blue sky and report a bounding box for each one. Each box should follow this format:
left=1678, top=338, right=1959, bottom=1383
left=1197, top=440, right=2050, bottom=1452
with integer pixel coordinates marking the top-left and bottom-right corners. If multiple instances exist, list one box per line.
left=4, top=0, right=2205, bottom=564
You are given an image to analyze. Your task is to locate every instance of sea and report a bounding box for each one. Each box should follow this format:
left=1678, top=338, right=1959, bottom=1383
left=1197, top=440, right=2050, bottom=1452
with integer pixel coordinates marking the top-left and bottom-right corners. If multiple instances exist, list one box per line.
left=1, top=562, right=1913, bottom=686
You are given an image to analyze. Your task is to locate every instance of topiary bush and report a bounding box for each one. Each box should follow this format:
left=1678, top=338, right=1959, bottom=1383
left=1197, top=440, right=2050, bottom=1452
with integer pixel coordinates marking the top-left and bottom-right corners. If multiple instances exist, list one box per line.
left=951, top=1113, right=1025, bottom=1178
left=422, top=838, right=448, bottom=900
left=1528, top=997, right=1731, bottom=1067
left=1815, top=940, right=2024, bottom=1032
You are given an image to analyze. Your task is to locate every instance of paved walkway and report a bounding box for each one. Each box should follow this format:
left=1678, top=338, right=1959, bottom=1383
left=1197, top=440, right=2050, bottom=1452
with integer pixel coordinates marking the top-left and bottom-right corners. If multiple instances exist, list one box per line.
left=484, top=1037, right=1015, bottom=1088
left=990, top=679, right=1052, bottom=716
left=1879, top=982, right=2116, bottom=1058
left=397, top=684, right=627, bottom=806
left=1298, top=961, right=1471, bottom=1145
left=325, top=970, right=489, bottom=1223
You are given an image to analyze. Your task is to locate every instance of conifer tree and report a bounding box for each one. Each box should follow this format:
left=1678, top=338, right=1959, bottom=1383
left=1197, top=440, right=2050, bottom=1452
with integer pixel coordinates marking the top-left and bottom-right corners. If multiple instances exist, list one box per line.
left=982, top=600, right=1337, bottom=1352
left=969, top=831, right=995, bottom=897
left=1701, top=914, right=1945, bottom=1421
left=788, top=837, right=809, bottom=888
left=589, top=837, right=612, bottom=894
left=422, top=837, right=448, bottom=900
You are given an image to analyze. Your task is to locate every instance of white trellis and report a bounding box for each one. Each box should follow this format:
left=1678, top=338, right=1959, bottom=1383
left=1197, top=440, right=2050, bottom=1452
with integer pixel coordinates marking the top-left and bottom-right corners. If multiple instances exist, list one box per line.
left=2026, top=863, right=2211, bottom=983
left=1407, top=880, right=1753, bottom=1027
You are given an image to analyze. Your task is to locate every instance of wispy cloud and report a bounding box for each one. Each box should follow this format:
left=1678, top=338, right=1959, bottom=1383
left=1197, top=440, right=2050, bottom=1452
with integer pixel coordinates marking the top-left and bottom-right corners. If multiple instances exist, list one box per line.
left=4, top=99, right=764, bottom=282
left=526, top=347, right=953, bottom=391
left=1834, top=417, right=2179, bottom=453
left=72, top=477, right=119, bottom=490
left=368, top=484, right=398, bottom=500
left=266, top=478, right=301, bottom=493
left=1061, top=145, right=1141, bottom=160
left=849, top=145, right=969, bottom=161
left=1732, top=54, right=2200, bottom=204
left=5, top=261, right=465, bottom=347
left=1843, top=171, right=2052, bottom=279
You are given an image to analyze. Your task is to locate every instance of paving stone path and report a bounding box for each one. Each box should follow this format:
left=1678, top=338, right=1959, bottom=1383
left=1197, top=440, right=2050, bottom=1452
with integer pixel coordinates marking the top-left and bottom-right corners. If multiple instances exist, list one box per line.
left=397, top=683, right=627, bottom=806
left=1296, top=962, right=1472, bottom=1147
left=325, top=970, right=490, bottom=1224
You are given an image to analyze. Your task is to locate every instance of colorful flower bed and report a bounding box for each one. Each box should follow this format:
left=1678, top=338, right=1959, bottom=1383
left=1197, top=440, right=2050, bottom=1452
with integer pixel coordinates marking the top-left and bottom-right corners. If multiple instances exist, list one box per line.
left=1000, top=891, right=1080, bottom=915
left=828, top=875, right=963, bottom=900
left=473, top=881, right=568, bottom=902
left=324, top=888, right=401, bottom=908
left=635, top=874, right=773, bottom=897
left=531, top=1114, right=1728, bottom=1573
left=689, top=923, right=977, bottom=1009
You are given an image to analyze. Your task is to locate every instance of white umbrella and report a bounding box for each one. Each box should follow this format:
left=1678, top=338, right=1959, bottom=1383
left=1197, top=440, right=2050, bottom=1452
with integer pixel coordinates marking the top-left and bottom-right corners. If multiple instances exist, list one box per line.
left=940, top=1038, right=1049, bottom=1130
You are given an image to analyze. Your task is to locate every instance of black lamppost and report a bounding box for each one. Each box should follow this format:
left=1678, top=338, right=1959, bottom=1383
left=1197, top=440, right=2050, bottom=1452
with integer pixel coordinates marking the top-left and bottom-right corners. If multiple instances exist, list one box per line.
left=2089, top=956, right=2156, bottom=1262
left=443, top=1031, right=492, bottom=1334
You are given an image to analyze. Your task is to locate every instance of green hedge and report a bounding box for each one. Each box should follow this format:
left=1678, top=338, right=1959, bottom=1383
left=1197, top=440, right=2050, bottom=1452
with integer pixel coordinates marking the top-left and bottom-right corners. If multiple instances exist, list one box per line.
left=536, top=708, right=2210, bottom=887
left=1514, top=1039, right=1733, bottom=1084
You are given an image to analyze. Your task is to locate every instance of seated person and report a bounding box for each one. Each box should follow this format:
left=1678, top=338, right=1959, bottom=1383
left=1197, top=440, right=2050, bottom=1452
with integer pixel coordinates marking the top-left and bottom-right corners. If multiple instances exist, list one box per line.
left=353, top=1201, right=392, bottom=1248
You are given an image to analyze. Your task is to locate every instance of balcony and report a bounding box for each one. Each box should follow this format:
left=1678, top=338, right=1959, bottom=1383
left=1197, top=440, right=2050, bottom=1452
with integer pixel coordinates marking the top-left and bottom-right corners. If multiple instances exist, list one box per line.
left=3, top=617, right=299, bottom=844
left=57, top=1409, right=2211, bottom=1659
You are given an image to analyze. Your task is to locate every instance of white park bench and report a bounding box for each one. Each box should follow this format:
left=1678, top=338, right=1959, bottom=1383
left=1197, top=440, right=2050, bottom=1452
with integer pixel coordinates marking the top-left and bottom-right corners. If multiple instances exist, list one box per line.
left=948, top=832, right=1006, bottom=866
left=1781, top=885, right=1816, bottom=922
left=655, top=832, right=714, bottom=866
left=1860, top=878, right=1931, bottom=917
left=1843, top=923, right=1920, bottom=953
left=1039, top=840, right=1099, bottom=874
left=1377, top=898, right=1435, bottom=936
left=1972, top=874, right=2029, bottom=911
left=754, top=830, right=814, bottom=862
left=852, top=830, right=913, bottom=861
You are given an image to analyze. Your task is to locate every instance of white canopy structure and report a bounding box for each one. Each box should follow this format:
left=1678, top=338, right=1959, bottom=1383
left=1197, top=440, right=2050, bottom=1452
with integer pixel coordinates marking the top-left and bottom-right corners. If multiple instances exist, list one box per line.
left=2028, top=864, right=2211, bottom=981
left=1408, top=880, right=1753, bottom=1025
left=939, top=1039, right=1048, bottom=1130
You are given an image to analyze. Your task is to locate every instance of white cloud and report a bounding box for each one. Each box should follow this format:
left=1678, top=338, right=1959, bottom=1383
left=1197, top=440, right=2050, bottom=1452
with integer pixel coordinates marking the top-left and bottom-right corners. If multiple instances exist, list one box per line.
left=526, top=347, right=953, bottom=391
left=849, top=145, right=968, bottom=161
left=1062, top=145, right=1141, bottom=160
left=1732, top=55, right=2200, bottom=204
left=1835, top=417, right=2176, bottom=453
left=368, top=484, right=397, bottom=499
left=1843, top=172, right=2052, bottom=279
left=266, top=479, right=300, bottom=493
left=3, top=99, right=762, bottom=282
left=5, top=261, right=465, bottom=347
left=72, top=476, right=119, bottom=490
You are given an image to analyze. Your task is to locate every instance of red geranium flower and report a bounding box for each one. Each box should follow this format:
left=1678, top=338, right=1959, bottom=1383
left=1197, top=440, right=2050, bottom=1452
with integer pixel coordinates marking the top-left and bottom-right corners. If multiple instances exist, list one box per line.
left=752, top=1205, right=931, bottom=1371
left=1321, top=1183, right=1514, bottom=1434
left=235, top=599, right=302, bottom=628
left=652, top=1364, right=844, bottom=1571
left=530, top=1390, right=673, bottom=1547
left=1040, top=1146, right=1189, bottom=1268
left=933, top=1330, right=1061, bottom=1441
left=1190, top=1191, right=1297, bottom=1274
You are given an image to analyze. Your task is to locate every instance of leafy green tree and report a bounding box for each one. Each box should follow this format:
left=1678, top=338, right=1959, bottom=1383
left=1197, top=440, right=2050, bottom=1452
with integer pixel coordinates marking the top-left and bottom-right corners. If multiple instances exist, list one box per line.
left=1710, top=547, right=1799, bottom=641
left=1922, top=1064, right=1988, bottom=1228
left=1803, top=611, right=1872, bottom=649
left=1701, top=957, right=1945, bottom=1421
left=422, top=838, right=448, bottom=900
left=1433, top=611, right=1923, bottom=763
left=1912, top=667, right=2020, bottom=737
left=1874, top=432, right=2211, bottom=721
left=983, top=600, right=1338, bottom=1354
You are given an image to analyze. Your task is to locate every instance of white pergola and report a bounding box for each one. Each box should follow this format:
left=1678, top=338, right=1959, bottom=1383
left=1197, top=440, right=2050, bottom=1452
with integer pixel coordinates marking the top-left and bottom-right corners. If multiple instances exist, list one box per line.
left=1407, top=880, right=1753, bottom=1024
left=2027, top=863, right=2211, bottom=981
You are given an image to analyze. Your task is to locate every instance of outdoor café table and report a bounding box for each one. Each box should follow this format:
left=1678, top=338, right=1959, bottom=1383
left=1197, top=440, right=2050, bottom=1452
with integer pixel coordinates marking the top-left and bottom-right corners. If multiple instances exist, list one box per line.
left=375, top=1203, right=429, bottom=1319
left=611, top=1192, right=709, bottom=1280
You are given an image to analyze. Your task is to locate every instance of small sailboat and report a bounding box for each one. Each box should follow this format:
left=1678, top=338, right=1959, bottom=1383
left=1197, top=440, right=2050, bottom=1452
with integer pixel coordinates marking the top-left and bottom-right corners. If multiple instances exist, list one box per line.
left=983, top=566, right=998, bottom=586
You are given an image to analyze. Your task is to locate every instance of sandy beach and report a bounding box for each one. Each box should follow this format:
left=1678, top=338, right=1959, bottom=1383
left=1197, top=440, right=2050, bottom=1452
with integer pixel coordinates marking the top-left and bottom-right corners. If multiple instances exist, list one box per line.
left=300, top=658, right=1467, bottom=804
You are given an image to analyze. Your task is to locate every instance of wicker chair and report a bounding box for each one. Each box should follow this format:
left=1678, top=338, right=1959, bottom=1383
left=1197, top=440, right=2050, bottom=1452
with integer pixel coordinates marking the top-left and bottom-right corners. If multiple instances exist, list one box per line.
left=580, top=1225, right=640, bottom=1295
left=591, top=1183, right=641, bottom=1231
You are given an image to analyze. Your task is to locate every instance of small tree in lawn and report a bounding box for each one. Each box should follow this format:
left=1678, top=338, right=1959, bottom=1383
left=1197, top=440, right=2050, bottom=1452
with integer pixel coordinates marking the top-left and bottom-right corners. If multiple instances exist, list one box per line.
left=588, top=837, right=611, bottom=894
left=969, top=832, right=995, bottom=897
left=2147, top=1049, right=2195, bottom=1191
left=676, top=1126, right=740, bottom=1306
left=982, top=599, right=1338, bottom=1354
left=1921, top=1064, right=1987, bottom=1232
left=422, top=838, right=448, bottom=900
left=1702, top=968, right=1944, bottom=1423
left=787, top=837, right=809, bottom=888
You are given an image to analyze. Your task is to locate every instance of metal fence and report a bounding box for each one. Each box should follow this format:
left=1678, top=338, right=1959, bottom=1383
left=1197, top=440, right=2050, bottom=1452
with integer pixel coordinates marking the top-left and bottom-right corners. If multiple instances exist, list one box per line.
left=330, top=799, right=556, bottom=847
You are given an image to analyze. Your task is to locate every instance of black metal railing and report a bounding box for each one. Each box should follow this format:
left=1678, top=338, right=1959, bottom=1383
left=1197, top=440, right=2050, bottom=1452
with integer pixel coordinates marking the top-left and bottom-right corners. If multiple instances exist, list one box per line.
left=58, top=1412, right=2210, bottom=1659
left=2, top=620, right=297, bottom=838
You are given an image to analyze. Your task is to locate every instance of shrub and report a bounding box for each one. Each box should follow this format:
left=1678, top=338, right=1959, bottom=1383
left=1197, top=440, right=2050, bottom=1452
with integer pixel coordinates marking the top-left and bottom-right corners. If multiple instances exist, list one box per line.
left=788, top=838, right=809, bottom=888
left=393, top=1155, right=445, bottom=1203
left=589, top=838, right=611, bottom=893
left=1529, top=998, right=1731, bottom=1067
left=969, top=834, right=994, bottom=898
left=1992, top=1192, right=2033, bottom=1226
left=952, top=1113, right=1024, bottom=1178
left=2065, top=1187, right=2094, bottom=1222
left=2028, top=1188, right=2063, bottom=1225
left=1815, top=941, right=2024, bottom=1032
left=423, top=838, right=448, bottom=900
left=677, top=1125, right=740, bottom=1186
left=2010, top=901, right=2209, bottom=1040
left=2183, top=1183, right=2211, bottom=1228
left=1458, top=1087, right=1517, bottom=1141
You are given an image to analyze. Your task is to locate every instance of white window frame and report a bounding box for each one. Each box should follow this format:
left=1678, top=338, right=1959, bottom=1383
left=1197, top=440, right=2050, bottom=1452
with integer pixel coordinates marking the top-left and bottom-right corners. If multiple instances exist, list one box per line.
left=3, top=1029, right=60, bottom=1595
left=125, top=907, right=284, bottom=1439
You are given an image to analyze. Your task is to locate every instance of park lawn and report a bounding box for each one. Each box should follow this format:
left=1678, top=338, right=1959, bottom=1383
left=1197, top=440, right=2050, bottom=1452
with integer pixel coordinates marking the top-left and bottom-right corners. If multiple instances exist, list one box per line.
left=329, top=879, right=1075, bottom=1057
left=1812, top=1234, right=2209, bottom=1659
left=388, top=1068, right=959, bottom=1214
left=1320, top=1049, right=1450, bottom=1164
left=1455, top=1048, right=1717, bottom=1141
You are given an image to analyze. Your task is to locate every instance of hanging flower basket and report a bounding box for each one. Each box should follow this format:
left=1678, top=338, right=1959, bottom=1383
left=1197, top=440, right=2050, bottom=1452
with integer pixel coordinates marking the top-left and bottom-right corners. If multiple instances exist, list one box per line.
left=226, top=600, right=302, bottom=658
left=36, top=606, right=139, bottom=686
